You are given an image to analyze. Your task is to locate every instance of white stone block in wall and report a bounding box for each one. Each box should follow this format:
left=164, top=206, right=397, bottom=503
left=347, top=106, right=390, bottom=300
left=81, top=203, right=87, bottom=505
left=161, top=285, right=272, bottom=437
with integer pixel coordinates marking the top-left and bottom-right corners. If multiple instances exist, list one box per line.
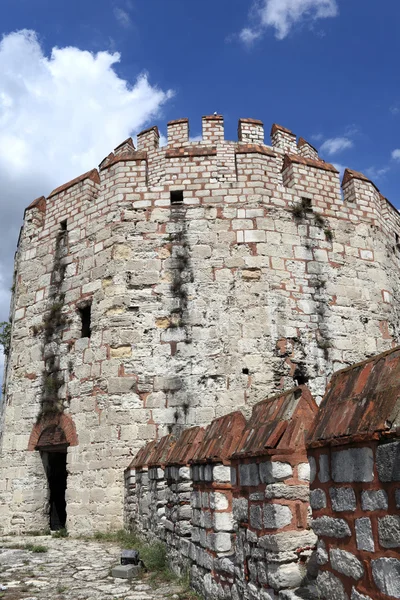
left=213, top=465, right=231, bottom=483
left=213, top=512, right=234, bottom=532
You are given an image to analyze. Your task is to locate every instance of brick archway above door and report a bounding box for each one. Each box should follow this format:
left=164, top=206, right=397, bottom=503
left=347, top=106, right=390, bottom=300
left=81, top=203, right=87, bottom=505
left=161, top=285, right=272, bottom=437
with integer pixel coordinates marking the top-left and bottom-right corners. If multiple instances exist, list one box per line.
left=28, top=413, right=78, bottom=451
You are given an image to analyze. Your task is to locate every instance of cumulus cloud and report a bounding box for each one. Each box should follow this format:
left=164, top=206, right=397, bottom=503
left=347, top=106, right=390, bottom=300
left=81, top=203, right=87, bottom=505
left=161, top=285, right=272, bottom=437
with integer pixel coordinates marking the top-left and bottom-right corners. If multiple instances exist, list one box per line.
left=240, top=0, right=338, bottom=43
left=320, top=136, right=353, bottom=155
left=391, top=149, right=400, bottom=160
left=0, top=29, right=173, bottom=375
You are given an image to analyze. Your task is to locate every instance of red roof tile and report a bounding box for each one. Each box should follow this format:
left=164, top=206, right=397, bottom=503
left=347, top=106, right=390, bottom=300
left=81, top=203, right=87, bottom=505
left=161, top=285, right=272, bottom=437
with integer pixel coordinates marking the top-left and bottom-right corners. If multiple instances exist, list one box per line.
left=307, top=346, right=400, bottom=448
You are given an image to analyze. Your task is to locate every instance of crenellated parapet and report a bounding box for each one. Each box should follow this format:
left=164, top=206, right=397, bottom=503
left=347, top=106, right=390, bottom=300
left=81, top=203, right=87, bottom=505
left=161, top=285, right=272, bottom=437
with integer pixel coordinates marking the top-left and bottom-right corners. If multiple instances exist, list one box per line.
left=23, top=114, right=399, bottom=240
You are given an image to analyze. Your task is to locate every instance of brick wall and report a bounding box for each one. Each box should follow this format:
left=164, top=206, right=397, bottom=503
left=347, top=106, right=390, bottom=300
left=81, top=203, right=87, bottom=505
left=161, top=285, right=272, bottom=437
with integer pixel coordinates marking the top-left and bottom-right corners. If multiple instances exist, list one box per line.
left=2, top=113, right=400, bottom=534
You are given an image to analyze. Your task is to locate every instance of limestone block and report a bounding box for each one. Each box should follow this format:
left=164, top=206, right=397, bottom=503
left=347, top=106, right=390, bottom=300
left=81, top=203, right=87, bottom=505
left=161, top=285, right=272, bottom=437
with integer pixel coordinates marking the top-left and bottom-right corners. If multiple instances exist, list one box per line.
left=318, top=454, right=330, bottom=483
left=376, top=442, right=400, bottom=482
left=213, top=512, right=234, bottom=532
left=213, top=465, right=231, bottom=483
left=361, top=489, right=388, bottom=511
left=311, top=516, right=351, bottom=538
left=355, top=517, right=375, bottom=552
left=210, top=492, right=229, bottom=511
left=263, top=504, right=292, bottom=529
left=329, top=487, right=356, bottom=512
left=267, top=563, right=306, bottom=591
left=211, top=532, right=232, bottom=553
left=331, top=448, right=374, bottom=483
left=378, top=515, right=400, bottom=548
left=310, top=489, right=326, bottom=509
left=298, top=462, right=310, bottom=481
left=239, top=462, right=260, bottom=487
left=330, top=548, right=364, bottom=580
left=316, top=570, right=349, bottom=600
left=372, top=558, right=400, bottom=599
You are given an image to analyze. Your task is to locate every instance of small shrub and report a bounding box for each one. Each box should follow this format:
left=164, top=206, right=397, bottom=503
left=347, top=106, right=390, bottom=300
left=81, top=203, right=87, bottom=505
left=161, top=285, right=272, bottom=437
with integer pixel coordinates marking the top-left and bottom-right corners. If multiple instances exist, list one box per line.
left=314, top=213, right=325, bottom=227
left=25, top=544, right=48, bottom=553
left=291, top=203, right=305, bottom=219
left=53, top=528, right=68, bottom=538
left=324, top=228, right=334, bottom=241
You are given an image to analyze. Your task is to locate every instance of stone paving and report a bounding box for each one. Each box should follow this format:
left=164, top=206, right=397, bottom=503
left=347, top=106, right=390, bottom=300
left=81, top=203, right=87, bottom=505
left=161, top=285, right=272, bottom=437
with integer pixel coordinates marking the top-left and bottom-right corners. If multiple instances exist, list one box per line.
left=0, top=536, right=187, bottom=600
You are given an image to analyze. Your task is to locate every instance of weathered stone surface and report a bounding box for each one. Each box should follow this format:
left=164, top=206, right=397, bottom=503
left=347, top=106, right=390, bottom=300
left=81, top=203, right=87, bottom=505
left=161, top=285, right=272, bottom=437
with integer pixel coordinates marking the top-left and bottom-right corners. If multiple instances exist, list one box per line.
left=376, top=442, right=400, bottom=482
left=378, top=515, right=400, bottom=548
left=298, top=462, right=310, bottom=481
left=258, top=530, right=317, bottom=552
left=331, top=448, right=374, bottom=483
left=372, top=557, right=400, bottom=598
left=267, top=563, right=306, bottom=591
left=310, top=489, right=326, bottom=509
left=239, top=463, right=260, bottom=487
left=329, top=487, right=356, bottom=512
left=351, top=589, right=372, bottom=600
left=263, top=504, right=292, bottom=529
left=0, top=535, right=186, bottom=598
left=311, top=516, right=351, bottom=538
left=266, top=484, right=309, bottom=502
left=250, top=505, right=263, bottom=530
left=233, top=497, right=248, bottom=522
left=319, top=454, right=330, bottom=483
left=112, top=564, right=141, bottom=579
left=316, top=570, right=349, bottom=600
left=309, top=456, right=317, bottom=484
left=330, top=548, right=364, bottom=580
left=316, top=540, right=328, bottom=565
left=213, top=465, right=231, bottom=483
left=355, top=517, right=375, bottom=552
left=361, top=489, right=388, bottom=511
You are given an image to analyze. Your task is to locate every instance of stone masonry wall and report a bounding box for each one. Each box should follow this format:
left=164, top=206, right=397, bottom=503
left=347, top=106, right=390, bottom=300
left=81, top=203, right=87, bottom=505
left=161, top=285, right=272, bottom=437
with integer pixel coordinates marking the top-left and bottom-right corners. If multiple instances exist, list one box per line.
left=307, top=347, right=400, bottom=600
left=2, top=114, right=400, bottom=534
left=125, top=387, right=318, bottom=600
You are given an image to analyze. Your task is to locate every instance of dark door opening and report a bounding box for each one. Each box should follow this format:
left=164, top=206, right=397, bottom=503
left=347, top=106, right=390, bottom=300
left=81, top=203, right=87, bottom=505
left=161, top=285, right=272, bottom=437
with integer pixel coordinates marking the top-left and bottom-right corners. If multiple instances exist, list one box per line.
left=41, top=450, right=67, bottom=530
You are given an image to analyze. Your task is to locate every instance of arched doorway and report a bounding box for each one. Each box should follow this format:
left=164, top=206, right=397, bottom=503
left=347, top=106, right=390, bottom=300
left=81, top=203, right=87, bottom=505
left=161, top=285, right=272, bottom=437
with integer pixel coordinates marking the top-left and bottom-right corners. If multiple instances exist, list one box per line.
left=28, top=414, right=78, bottom=531
left=36, top=425, right=68, bottom=530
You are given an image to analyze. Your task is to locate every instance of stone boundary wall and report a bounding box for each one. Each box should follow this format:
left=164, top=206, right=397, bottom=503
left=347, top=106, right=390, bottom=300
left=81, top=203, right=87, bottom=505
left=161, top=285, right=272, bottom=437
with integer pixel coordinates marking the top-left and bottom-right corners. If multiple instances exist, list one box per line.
left=307, top=347, right=400, bottom=600
left=125, top=386, right=318, bottom=600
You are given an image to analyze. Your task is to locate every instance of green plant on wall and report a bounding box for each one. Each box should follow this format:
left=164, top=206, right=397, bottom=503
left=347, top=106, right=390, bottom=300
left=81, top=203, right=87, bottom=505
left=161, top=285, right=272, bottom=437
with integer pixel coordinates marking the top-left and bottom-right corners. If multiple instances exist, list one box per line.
left=0, top=321, right=11, bottom=356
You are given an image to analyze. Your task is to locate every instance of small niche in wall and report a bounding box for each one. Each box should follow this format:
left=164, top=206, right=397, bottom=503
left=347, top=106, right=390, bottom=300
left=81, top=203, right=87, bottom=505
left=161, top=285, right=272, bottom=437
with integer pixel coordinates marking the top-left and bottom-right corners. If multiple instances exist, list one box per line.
left=60, top=219, right=68, bottom=232
left=242, top=368, right=249, bottom=375
left=170, top=190, right=184, bottom=205
left=79, top=304, right=91, bottom=338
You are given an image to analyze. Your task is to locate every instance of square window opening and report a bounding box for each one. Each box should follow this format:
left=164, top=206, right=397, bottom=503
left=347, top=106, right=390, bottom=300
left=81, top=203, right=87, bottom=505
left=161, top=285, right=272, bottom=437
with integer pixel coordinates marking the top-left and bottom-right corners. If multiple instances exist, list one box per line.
left=170, top=190, right=184, bottom=205
left=79, top=305, right=91, bottom=338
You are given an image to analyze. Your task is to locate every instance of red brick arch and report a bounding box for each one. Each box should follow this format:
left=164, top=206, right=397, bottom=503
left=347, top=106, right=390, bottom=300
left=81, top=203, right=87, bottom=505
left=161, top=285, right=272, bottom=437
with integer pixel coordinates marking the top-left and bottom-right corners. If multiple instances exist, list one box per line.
left=28, top=413, right=78, bottom=451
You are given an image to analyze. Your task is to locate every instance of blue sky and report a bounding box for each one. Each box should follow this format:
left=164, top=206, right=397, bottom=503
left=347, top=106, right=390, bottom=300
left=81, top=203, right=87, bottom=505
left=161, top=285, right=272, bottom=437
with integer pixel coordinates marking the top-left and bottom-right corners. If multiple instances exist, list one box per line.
left=0, top=0, right=399, bottom=369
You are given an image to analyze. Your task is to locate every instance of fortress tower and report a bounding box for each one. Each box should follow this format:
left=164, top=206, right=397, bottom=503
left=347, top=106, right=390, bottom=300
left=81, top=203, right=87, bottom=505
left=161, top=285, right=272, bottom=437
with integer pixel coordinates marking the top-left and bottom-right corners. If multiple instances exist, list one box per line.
left=1, top=114, right=400, bottom=534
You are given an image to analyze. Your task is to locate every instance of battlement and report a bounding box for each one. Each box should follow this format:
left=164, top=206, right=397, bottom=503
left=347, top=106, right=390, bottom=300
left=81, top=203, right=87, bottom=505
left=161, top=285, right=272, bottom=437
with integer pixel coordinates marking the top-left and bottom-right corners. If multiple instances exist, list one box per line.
left=24, top=114, right=399, bottom=243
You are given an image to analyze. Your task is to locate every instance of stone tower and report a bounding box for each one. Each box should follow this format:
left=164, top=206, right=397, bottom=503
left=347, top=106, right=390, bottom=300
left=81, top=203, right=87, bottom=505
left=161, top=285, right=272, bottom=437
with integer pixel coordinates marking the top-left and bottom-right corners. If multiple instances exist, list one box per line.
left=1, top=114, right=399, bottom=534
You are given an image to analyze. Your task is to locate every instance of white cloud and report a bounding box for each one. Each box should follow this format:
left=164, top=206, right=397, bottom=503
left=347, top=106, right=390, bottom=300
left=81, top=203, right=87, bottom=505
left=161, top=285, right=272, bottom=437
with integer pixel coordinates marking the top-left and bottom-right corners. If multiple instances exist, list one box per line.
left=0, top=29, right=173, bottom=334
left=320, top=136, right=353, bottom=155
left=114, top=7, right=132, bottom=28
left=365, top=166, right=390, bottom=180
left=239, top=27, right=262, bottom=45
left=240, top=0, right=338, bottom=43
left=391, top=149, right=400, bottom=160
